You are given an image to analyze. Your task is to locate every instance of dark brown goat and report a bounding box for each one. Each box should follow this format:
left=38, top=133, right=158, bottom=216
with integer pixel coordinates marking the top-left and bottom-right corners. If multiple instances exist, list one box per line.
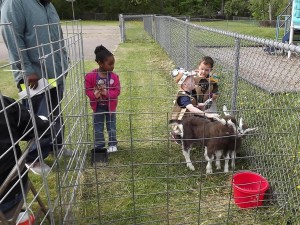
left=169, top=106, right=256, bottom=173
left=170, top=115, right=238, bottom=173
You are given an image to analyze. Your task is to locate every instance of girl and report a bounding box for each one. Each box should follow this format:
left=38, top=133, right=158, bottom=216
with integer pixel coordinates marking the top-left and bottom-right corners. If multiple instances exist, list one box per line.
left=85, top=45, right=121, bottom=153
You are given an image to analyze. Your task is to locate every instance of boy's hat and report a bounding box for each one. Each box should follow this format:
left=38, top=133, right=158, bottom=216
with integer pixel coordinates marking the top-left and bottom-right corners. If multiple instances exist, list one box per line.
left=171, top=68, right=185, bottom=77
left=172, top=68, right=196, bottom=85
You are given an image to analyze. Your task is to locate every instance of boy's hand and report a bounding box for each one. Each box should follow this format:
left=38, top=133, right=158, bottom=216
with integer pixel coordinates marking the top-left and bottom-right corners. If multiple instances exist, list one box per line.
left=205, top=113, right=221, bottom=119
left=197, top=103, right=205, bottom=110
left=194, top=69, right=206, bottom=78
left=212, top=93, right=218, bottom=100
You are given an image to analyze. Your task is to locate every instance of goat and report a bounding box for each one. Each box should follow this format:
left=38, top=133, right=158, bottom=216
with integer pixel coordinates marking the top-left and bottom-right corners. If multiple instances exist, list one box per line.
left=169, top=106, right=256, bottom=173
left=221, top=106, right=257, bottom=173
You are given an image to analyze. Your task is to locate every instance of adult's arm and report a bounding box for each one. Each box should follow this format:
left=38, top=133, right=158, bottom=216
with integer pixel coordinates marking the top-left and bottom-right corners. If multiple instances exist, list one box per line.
left=1, top=0, right=36, bottom=79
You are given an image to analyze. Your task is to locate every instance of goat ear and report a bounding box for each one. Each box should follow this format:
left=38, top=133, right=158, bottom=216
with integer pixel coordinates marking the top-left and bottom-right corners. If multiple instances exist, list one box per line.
left=239, top=118, right=243, bottom=129
left=223, top=105, right=230, bottom=116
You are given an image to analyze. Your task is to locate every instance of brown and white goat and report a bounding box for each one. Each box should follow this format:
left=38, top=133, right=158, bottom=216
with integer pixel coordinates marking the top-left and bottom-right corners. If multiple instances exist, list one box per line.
left=169, top=106, right=256, bottom=173
left=221, top=106, right=257, bottom=173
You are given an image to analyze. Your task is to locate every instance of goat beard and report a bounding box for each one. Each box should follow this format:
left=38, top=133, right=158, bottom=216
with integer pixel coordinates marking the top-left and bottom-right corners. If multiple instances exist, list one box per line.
left=40, top=0, right=51, bottom=6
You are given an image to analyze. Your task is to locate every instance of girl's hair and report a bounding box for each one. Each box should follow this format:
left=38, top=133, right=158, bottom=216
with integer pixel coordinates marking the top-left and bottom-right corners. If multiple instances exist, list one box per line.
left=94, top=45, right=113, bottom=63
left=199, top=56, right=214, bottom=68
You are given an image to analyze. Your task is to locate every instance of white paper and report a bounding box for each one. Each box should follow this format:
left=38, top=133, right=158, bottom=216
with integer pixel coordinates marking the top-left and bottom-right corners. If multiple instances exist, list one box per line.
left=18, top=78, right=54, bottom=98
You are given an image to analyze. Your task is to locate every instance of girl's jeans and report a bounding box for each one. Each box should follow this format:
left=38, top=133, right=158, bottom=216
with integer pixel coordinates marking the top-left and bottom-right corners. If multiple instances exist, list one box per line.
left=94, top=105, right=117, bottom=149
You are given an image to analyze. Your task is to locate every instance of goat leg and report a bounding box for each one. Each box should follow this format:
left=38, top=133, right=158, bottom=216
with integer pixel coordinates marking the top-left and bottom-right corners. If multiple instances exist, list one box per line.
left=224, top=152, right=230, bottom=172
left=215, top=150, right=222, bottom=170
left=231, top=151, right=236, bottom=170
left=182, top=147, right=195, bottom=171
left=204, top=147, right=214, bottom=174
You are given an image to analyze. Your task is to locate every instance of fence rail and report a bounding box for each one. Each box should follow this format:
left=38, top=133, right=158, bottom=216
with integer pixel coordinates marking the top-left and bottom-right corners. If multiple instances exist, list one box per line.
left=0, top=15, right=299, bottom=225
left=120, top=14, right=300, bottom=225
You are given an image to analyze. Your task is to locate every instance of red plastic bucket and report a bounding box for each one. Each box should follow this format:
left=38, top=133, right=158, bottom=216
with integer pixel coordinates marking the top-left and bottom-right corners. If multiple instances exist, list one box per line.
left=16, top=211, right=35, bottom=225
left=232, top=171, right=269, bottom=208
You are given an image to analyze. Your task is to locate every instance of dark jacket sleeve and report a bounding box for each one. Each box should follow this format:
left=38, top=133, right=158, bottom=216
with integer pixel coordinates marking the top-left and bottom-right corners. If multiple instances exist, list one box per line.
left=0, top=96, right=51, bottom=143
left=17, top=101, right=51, bottom=141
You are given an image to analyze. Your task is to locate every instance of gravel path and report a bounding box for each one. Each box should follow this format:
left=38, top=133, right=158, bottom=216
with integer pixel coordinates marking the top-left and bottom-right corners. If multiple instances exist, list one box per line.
left=199, top=46, right=300, bottom=93
left=0, top=32, right=8, bottom=62
left=79, top=25, right=120, bottom=60
left=0, top=24, right=120, bottom=62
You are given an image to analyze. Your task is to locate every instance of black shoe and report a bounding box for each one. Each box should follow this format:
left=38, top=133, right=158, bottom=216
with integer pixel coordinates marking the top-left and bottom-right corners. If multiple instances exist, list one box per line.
left=93, top=147, right=107, bottom=153
left=91, top=147, right=108, bottom=165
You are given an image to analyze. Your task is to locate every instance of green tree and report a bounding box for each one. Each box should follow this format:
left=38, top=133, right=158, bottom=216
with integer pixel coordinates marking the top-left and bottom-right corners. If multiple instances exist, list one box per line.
left=224, top=0, right=250, bottom=17
left=52, top=0, right=291, bottom=21
left=177, top=0, right=221, bottom=17
left=248, top=0, right=289, bottom=21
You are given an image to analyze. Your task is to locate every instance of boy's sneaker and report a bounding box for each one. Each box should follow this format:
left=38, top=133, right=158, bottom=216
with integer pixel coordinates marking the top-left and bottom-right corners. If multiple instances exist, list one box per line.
left=107, top=146, right=118, bottom=153
left=25, top=161, right=51, bottom=175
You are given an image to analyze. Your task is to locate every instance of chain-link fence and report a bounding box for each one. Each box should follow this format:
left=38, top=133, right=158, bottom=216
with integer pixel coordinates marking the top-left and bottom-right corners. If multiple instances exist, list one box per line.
left=0, top=20, right=87, bottom=224
left=1, top=14, right=300, bottom=225
left=120, top=14, right=300, bottom=224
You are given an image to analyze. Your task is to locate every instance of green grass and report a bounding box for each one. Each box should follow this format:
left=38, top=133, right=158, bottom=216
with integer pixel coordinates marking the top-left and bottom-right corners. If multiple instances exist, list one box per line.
left=75, top=36, right=299, bottom=224
left=192, top=20, right=283, bottom=40
left=1, top=20, right=299, bottom=225
left=0, top=62, right=19, bottom=98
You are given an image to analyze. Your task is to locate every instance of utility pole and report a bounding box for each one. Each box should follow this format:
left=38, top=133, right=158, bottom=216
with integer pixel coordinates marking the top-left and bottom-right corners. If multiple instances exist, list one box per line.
left=66, top=0, right=76, bottom=20
left=221, top=0, right=225, bottom=15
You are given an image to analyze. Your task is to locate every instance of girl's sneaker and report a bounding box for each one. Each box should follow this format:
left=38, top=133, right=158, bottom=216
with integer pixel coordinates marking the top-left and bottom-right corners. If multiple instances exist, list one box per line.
left=107, top=146, right=117, bottom=153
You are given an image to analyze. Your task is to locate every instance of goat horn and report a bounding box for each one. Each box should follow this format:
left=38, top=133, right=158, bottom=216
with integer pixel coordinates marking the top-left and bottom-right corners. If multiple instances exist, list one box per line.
left=239, top=118, right=243, bottom=129
left=223, top=105, right=230, bottom=116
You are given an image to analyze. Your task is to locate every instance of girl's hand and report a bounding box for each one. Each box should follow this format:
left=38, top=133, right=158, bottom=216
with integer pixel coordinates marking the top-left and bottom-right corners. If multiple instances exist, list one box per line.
left=101, top=88, right=107, bottom=96
left=94, top=89, right=102, bottom=99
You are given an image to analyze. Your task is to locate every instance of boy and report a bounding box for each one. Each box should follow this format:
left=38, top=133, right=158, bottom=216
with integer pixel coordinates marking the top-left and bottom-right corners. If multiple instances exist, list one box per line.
left=194, top=56, right=219, bottom=112
left=170, top=70, right=220, bottom=143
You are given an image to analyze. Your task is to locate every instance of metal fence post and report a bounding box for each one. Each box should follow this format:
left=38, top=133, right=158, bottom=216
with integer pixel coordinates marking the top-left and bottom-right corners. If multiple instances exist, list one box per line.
left=151, top=14, right=155, bottom=40
left=169, top=17, right=171, bottom=56
left=154, top=16, right=158, bottom=42
left=185, top=21, right=189, bottom=69
left=232, top=37, right=240, bottom=113
left=119, top=14, right=125, bottom=43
